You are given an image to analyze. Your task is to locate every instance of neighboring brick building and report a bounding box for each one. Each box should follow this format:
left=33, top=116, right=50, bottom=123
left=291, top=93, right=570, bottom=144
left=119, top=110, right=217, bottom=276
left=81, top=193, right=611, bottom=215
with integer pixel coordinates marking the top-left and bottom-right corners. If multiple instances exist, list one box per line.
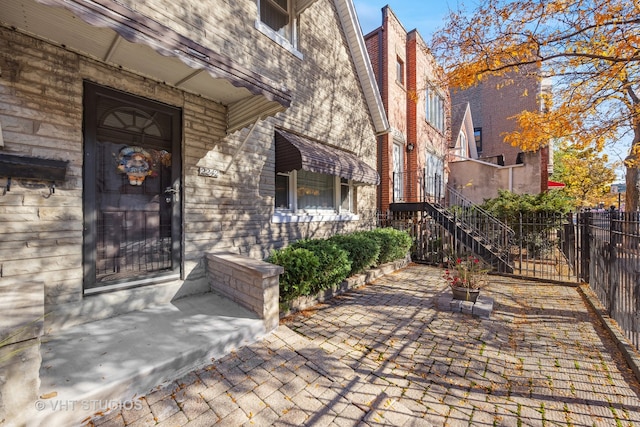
left=364, top=6, right=449, bottom=212
left=449, top=71, right=553, bottom=202
left=0, top=0, right=388, bottom=423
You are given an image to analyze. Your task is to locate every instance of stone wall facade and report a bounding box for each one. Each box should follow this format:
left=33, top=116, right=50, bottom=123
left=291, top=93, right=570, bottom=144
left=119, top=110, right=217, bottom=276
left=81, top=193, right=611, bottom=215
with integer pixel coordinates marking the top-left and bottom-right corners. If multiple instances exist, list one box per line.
left=0, top=0, right=379, bottom=333
left=0, top=2, right=384, bottom=424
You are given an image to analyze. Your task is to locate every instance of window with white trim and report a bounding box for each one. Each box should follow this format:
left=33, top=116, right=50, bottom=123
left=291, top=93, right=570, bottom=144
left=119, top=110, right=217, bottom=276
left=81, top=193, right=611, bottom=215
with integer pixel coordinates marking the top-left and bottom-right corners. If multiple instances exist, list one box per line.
left=340, top=178, right=357, bottom=213
left=393, top=142, right=404, bottom=202
left=298, top=169, right=334, bottom=210
left=256, top=0, right=300, bottom=54
left=275, top=172, right=291, bottom=209
left=457, top=132, right=467, bottom=159
left=425, top=152, right=444, bottom=201
left=396, top=57, right=405, bottom=86
left=275, top=170, right=357, bottom=216
left=425, top=86, right=445, bottom=133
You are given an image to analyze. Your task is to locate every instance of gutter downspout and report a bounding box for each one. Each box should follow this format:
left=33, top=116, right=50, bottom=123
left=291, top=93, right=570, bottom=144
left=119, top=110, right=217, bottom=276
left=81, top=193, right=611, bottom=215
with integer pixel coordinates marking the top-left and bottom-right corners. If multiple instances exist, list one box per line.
left=509, top=166, right=513, bottom=191
left=377, top=23, right=385, bottom=212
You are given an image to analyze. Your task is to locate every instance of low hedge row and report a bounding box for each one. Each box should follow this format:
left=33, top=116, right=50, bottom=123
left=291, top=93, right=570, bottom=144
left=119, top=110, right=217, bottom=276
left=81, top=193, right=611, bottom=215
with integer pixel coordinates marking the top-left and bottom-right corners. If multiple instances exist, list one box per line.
left=267, top=227, right=412, bottom=302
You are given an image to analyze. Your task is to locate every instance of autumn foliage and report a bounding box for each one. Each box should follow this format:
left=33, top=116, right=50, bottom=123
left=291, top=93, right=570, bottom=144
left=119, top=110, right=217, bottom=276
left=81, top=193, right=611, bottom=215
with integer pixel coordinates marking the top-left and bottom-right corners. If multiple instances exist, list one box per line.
left=551, top=144, right=618, bottom=208
left=429, top=0, right=640, bottom=210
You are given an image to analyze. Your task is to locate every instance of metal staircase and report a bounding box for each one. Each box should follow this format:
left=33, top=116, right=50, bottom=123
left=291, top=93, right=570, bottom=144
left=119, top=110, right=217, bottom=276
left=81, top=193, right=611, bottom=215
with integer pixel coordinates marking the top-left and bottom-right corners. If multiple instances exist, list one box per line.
left=425, top=187, right=514, bottom=273
left=387, top=171, right=514, bottom=273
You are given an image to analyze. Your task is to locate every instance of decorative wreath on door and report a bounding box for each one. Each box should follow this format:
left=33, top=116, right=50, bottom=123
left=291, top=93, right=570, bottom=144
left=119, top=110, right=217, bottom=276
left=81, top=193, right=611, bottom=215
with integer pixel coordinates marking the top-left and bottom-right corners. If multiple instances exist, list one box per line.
left=116, top=146, right=154, bottom=186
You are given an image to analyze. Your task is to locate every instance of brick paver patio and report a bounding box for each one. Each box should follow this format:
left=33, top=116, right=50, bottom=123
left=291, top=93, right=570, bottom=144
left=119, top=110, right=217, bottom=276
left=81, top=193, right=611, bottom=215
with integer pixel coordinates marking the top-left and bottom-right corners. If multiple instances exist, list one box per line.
left=90, top=264, right=640, bottom=426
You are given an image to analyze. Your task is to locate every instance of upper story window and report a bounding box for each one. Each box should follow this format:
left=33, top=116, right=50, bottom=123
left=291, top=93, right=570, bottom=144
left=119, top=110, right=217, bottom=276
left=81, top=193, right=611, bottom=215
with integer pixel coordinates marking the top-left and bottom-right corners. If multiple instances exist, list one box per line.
left=396, top=57, right=405, bottom=86
left=474, top=127, right=483, bottom=155
left=425, top=86, right=445, bottom=133
left=256, top=0, right=301, bottom=57
left=261, top=0, right=292, bottom=41
left=457, top=132, right=467, bottom=159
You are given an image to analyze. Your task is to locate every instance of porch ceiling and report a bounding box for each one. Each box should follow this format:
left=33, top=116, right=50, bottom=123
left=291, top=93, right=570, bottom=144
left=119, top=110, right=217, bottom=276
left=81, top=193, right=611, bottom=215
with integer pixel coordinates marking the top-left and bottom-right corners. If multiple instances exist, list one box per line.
left=3, top=0, right=292, bottom=133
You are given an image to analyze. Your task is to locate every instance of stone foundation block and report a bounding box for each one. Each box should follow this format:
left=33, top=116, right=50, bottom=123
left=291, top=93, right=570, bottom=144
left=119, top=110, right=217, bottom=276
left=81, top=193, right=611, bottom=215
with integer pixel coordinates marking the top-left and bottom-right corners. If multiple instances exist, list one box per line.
left=472, top=296, right=494, bottom=319
left=461, top=301, right=474, bottom=315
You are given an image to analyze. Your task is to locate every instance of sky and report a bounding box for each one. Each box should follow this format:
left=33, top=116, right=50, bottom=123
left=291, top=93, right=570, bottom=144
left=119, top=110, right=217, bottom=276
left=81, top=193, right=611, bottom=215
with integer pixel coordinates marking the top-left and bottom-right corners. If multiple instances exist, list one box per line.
left=353, top=1, right=455, bottom=40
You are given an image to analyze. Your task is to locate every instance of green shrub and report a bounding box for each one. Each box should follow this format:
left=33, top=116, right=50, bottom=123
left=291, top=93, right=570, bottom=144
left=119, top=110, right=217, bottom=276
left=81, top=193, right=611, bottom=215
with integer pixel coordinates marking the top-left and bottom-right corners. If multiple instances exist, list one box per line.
left=480, top=189, right=573, bottom=223
left=291, top=239, right=351, bottom=293
left=269, top=229, right=409, bottom=304
left=362, top=228, right=412, bottom=265
left=266, top=247, right=319, bottom=302
left=329, top=232, right=380, bottom=276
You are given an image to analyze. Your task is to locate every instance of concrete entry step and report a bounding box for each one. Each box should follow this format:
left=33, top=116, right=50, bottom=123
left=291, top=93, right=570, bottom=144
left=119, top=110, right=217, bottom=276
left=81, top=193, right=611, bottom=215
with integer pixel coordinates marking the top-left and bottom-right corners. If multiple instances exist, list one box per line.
left=32, top=292, right=265, bottom=427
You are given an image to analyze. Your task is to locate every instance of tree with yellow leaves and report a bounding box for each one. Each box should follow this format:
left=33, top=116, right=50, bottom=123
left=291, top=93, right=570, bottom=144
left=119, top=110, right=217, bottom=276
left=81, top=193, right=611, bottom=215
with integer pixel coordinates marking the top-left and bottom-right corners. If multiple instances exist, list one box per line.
left=430, top=0, right=640, bottom=210
left=551, top=143, right=618, bottom=208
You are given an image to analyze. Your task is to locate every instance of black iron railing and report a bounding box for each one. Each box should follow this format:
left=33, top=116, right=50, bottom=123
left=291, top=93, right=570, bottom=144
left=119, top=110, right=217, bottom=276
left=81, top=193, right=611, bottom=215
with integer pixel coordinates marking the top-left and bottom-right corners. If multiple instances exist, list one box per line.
left=444, top=186, right=514, bottom=270
left=391, top=170, right=444, bottom=204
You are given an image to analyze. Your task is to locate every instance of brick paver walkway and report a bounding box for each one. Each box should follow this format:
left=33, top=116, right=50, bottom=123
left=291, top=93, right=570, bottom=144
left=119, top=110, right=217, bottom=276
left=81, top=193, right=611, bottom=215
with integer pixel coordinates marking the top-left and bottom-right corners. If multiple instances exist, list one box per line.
left=90, top=264, right=640, bottom=426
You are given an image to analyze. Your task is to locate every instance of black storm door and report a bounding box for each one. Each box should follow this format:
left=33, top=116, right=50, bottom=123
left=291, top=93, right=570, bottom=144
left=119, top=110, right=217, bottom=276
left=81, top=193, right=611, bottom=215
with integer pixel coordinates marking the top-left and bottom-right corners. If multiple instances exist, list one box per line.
left=83, top=83, right=182, bottom=292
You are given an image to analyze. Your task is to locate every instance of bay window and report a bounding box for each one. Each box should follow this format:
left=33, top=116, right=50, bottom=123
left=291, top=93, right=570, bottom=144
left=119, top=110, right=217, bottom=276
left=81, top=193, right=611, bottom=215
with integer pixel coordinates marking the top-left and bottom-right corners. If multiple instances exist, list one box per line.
left=425, top=86, right=445, bottom=133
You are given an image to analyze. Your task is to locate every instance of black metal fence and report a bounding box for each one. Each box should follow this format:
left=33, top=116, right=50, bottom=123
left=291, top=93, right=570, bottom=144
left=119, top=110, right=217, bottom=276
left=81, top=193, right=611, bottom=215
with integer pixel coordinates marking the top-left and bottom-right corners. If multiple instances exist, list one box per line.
left=377, top=210, right=446, bottom=265
left=378, top=208, right=640, bottom=351
left=392, top=170, right=444, bottom=204
left=575, top=211, right=640, bottom=350
left=505, top=212, right=577, bottom=282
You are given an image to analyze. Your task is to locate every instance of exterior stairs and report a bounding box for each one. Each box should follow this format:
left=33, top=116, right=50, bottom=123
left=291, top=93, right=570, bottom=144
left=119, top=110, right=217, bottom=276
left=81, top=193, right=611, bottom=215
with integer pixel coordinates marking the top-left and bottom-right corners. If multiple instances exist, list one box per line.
left=422, top=200, right=514, bottom=273
left=390, top=186, right=514, bottom=274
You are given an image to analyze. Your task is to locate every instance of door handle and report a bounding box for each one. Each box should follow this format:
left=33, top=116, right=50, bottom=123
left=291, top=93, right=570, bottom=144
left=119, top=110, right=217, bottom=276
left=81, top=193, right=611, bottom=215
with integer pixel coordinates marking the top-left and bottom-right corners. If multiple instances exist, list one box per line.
left=164, top=186, right=179, bottom=203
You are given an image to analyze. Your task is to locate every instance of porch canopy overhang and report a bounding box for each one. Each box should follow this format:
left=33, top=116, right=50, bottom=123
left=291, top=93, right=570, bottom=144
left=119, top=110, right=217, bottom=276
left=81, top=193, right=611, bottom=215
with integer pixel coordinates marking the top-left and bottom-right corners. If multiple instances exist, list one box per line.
left=275, top=129, right=379, bottom=185
left=3, top=0, right=292, bottom=134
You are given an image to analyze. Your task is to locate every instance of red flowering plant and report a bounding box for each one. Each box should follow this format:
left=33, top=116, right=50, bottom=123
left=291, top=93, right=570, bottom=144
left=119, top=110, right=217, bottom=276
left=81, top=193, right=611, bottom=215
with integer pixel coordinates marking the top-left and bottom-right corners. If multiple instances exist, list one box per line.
left=443, top=255, right=489, bottom=291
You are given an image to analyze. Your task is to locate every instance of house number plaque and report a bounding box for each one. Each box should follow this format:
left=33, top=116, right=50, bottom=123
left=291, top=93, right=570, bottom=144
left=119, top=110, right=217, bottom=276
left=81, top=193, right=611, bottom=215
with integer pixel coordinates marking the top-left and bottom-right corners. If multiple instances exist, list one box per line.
left=198, top=167, right=219, bottom=178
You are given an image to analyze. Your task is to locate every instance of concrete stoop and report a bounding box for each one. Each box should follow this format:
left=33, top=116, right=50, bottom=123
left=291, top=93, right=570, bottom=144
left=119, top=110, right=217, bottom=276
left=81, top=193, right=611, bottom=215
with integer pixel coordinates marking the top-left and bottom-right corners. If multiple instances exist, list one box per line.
left=30, top=292, right=265, bottom=427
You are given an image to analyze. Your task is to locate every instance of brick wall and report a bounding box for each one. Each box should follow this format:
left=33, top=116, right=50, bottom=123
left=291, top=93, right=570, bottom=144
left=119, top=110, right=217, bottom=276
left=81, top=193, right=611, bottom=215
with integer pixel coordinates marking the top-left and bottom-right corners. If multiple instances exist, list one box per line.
left=365, top=7, right=449, bottom=211
left=452, top=71, right=540, bottom=166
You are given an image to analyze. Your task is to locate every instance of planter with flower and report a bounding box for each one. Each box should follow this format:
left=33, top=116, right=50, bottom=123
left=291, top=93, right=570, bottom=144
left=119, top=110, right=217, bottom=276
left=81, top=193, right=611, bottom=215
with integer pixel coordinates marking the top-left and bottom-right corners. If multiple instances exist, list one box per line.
left=443, top=255, right=489, bottom=302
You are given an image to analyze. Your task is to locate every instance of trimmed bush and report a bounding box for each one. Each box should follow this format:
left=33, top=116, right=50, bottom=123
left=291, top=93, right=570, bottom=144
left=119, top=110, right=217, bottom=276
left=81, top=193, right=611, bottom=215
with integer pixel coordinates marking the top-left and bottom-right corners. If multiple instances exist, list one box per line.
left=329, top=232, right=380, bottom=276
left=291, top=239, right=351, bottom=293
left=266, top=247, right=319, bottom=302
left=362, top=228, right=412, bottom=265
left=269, top=229, right=411, bottom=305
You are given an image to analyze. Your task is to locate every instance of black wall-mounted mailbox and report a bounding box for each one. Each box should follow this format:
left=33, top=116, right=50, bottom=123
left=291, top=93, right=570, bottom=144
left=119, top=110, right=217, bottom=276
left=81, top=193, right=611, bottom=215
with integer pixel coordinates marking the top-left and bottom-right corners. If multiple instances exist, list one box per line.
left=0, top=153, right=68, bottom=181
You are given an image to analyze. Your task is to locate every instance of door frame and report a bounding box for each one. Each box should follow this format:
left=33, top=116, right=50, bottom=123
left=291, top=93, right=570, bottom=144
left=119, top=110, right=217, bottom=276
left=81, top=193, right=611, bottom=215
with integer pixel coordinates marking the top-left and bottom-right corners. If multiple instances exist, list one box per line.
left=82, top=81, right=182, bottom=293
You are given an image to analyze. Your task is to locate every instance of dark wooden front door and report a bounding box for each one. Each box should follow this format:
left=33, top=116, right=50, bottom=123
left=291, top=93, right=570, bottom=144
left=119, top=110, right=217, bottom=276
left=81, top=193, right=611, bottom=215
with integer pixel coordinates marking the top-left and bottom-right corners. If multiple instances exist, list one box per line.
left=83, top=83, right=182, bottom=292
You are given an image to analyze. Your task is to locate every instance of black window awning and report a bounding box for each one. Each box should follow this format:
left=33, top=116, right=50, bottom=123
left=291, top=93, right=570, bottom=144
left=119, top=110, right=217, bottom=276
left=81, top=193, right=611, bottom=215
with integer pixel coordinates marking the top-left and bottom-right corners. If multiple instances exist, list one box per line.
left=275, top=129, right=379, bottom=185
